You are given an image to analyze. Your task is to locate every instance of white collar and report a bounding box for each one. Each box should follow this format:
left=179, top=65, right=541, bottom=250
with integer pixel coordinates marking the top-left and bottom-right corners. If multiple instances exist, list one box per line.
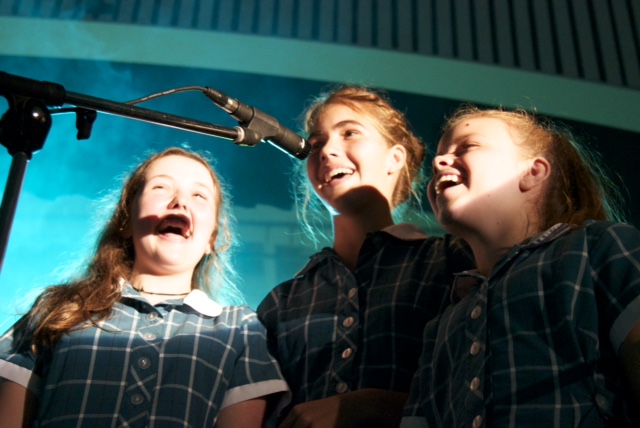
left=120, top=279, right=223, bottom=317
left=183, top=289, right=223, bottom=317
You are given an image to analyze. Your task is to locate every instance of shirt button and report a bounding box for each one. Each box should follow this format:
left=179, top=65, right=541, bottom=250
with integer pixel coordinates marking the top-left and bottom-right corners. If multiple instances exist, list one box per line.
left=470, top=306, right=482, bottom=319
left=469, top=376, right=480, bottom=391
left=144, top=333, right=156, bottom=341
left=146, top=312, right=158, bottom=322
left=342, top=317, right=355, bottom=328
left=138, top=357, right=151, bottom=369
left=131, top=394, right=144, bottom=405
left=341, top=348, right=353, bottom=359
left=472, top=415, right=483, bottom=428
left=470, top=341, right=481, bottom=355
left=595, top=394, right=609, bottom=411
left=336, top=382, right=348, bottom=393
left=347, top=288, right=357, bottom=299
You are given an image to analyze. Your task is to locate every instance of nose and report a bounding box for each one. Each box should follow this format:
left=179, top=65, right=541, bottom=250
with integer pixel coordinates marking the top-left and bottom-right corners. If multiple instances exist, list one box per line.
left=433, top=153, right=454, bottom=170
left=168, top=191, right=188, bottom=210
left=319, top=136, right=340, bottom=162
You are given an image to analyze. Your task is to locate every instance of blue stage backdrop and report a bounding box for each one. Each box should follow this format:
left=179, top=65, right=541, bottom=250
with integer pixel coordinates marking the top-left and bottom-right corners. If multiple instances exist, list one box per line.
left=1, top=17, right=638, bottom=330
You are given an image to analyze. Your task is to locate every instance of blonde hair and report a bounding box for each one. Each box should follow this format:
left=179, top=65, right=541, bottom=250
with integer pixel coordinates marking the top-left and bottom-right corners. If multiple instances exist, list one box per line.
left=441, top=105, right=627, bottom=230
left=25, top=147, right=241, bottom=351
left=294, top=85, right=427, bottom=244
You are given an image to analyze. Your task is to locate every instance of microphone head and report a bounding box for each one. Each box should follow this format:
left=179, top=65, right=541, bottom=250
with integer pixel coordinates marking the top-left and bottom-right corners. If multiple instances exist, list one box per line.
left=267, top=135, right=311, bottom=160
left=293, top=138, right=312, bottom=160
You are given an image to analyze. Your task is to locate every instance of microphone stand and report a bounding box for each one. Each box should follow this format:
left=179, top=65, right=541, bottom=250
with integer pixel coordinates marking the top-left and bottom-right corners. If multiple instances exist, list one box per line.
left=0, top=71, right=265, bottom=274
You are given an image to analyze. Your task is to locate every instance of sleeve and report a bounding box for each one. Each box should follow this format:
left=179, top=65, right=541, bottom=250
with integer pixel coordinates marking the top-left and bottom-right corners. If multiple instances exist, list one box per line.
left=256, top=287, right=280, bottom=338
left=589, top=222, right=640, bottom=353
left=0, top=315, right=42, bottom=396
left=221, top=307, right=291, bottom=417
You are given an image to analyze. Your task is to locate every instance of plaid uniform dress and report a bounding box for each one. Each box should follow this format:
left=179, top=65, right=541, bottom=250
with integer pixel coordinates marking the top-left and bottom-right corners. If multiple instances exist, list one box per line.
left=402, top=221, right=640, bottom=428
left=257, top=223, right=474, bottom=421
left=0, top=285, right=289, bottom=427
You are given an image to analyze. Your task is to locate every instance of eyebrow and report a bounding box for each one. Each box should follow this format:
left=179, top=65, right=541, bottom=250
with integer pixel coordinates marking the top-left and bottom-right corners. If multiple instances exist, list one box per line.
left=147, top=174, right=215, bottom=192
left=310, top=119, right=364, bottom=138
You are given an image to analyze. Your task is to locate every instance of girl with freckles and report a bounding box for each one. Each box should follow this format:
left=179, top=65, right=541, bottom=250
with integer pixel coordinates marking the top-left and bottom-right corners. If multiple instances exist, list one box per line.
left=0, top=148, right=289, bottom=427
left=401, top=106, right=640, bottom=427
left=257, top=86, right=475, bottom=427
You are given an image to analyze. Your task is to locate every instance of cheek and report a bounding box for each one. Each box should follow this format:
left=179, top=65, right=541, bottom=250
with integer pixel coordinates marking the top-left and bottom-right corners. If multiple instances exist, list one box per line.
left=426, top=181, right=437, bottom=208
left=306, top=158, right=318, bottom=182
left=195, top=209, right=218, bottom=239
left=134, top=194, right=162, bottom=217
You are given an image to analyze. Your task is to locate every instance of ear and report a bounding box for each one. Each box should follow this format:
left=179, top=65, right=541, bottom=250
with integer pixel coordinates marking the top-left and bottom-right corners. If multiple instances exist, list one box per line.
left=387, top=144, right=407, bottom=175
left=520, top=157, right=551, bottom=192
left=204, top=239, right=214, bottom=256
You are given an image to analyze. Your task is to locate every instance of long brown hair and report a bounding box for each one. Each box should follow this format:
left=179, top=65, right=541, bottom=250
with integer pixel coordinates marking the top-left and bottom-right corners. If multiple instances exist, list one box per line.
left=441, top=105, right=627, bottom=230
left=25, top=148, right=239, bottom=351
left=295, top=85, right=427, bottom=244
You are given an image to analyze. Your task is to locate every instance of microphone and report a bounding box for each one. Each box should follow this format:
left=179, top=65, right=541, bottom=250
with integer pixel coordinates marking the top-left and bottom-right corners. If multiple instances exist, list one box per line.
left=203, top=87, right=311, bottom=160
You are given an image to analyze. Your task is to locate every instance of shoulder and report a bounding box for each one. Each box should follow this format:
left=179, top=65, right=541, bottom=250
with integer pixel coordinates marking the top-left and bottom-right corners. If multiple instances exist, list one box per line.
left=584, top=220, right=640, bottom=237
left=217, top=305, right=260, bottom=323
left=257, top=248, right=339, bottom=309
left=539, top=221, right=640, bottom=283
left=563, top=221, right=640, bottom=248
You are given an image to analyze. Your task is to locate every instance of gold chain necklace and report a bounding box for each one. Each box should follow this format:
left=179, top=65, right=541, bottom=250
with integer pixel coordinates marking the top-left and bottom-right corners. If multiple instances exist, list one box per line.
left=134, top=286, right=190, bottom=296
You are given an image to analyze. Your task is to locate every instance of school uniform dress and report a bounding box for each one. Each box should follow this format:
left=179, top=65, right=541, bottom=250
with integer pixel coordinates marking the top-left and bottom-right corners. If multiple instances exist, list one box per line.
left=0, top=284, right=290, bottom=427
left=257, top=223, right=474, bottom=419
left=402, top=221, right=640, bottom=428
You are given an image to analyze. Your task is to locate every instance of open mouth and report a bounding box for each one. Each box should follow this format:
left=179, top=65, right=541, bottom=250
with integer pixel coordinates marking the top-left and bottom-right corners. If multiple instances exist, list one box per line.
left=435, top=174, right=461, bottom=196
left=157, top=215, right=191, bottom=238
left=323, top=167, right=355, bottom=184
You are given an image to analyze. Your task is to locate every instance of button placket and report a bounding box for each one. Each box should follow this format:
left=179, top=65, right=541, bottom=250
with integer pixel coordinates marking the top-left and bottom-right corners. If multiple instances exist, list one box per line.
left=342, top=316, right=355, bottom=328
left=138, top=357, right=151, bottom=369
left=472, top=415, right=483, bottom=428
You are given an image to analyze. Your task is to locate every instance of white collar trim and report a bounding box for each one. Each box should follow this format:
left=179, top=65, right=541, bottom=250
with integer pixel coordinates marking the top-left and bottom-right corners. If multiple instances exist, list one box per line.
left=120, top=279, right=223, bottom=317
left=183, top=289, right=223, bottom=317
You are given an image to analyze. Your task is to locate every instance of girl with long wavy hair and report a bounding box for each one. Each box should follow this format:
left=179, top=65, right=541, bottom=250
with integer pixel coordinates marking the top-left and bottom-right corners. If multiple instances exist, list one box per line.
left=0, top=147, right=289, bottom=427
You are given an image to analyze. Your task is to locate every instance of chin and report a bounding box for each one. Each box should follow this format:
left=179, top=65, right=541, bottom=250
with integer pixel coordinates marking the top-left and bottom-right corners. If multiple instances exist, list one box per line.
left=434, top=208, right=461, bottom=231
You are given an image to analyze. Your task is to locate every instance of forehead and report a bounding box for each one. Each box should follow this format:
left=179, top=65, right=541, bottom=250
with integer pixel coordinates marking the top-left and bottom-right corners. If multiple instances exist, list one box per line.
left=314, top=103, right=371, bottom=129
left=438, top=117, right=512, bottom=149
left=146, top=155, right=214, bottom=185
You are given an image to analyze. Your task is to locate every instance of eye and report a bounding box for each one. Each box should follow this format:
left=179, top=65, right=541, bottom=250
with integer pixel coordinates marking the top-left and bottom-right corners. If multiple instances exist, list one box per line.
left=456, top=141, right=479, bottom=154
left=343, top=129, right=359, bottom=138
left=308, top=137, right=325, bottom=152
left=149, top=183, right=169, bottom=192
left=193, top=192, right=208, bottom=200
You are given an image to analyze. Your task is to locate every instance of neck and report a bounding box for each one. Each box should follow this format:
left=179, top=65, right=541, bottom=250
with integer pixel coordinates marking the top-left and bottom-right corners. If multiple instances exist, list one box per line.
left=133, top=287, right=190, bottom=296
left=460, top=220, right=540, bottom=277
left=332, top=207, right=394, bottom=270
left=130, top=271, right=193, bottom=296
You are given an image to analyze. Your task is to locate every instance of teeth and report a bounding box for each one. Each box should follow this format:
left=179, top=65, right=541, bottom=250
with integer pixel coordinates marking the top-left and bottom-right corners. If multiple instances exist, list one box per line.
left=323, top=168, right=354, bottom=183
left=435, top=174, right=460, bottom=195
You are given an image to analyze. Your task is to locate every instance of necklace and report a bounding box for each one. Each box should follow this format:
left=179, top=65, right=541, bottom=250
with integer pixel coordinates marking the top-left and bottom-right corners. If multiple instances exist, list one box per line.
left=134, top=286, right=190, bottom=297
